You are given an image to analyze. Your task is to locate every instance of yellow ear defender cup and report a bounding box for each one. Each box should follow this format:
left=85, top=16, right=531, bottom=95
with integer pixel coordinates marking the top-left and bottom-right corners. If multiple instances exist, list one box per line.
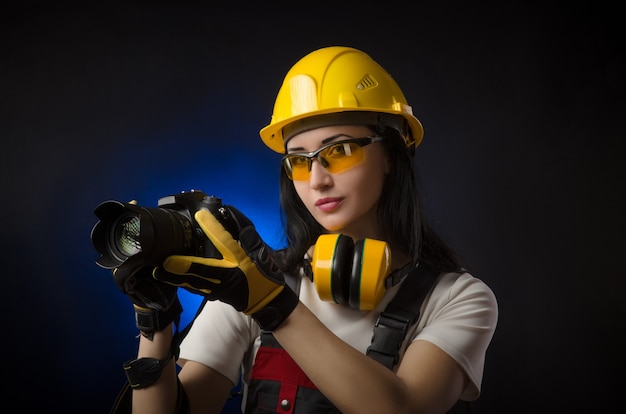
left=311, top=234, right=353, bottom=306
left=311, top=234, right=392, bottom=310
left=349, top=238, right=391, bottom=310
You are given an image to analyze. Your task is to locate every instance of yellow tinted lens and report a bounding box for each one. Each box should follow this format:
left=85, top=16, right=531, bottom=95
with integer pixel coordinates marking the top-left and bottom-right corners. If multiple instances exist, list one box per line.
left=289, top=156, right=311, bottom=180
left=320, top=142, right=365, bottom=174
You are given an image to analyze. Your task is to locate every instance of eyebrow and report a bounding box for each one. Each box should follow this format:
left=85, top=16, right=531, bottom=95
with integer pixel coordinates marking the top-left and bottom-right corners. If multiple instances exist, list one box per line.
left=287, top=133, right=350, bottom=152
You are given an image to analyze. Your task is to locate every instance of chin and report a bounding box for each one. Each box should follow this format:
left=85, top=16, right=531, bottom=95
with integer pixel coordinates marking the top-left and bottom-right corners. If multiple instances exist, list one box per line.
left=322, top=225, right=344, bottom=233
left=319, top=220, right=347, bottom=233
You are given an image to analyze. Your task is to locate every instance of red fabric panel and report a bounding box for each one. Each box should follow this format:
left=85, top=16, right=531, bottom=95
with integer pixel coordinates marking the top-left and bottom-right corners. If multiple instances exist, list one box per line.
left=250, top=346, right=317, bottom=389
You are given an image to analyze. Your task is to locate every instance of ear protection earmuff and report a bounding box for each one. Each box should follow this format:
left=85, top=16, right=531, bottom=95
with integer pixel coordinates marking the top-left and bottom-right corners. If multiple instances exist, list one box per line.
left=310, top=234, right=391, bottom=310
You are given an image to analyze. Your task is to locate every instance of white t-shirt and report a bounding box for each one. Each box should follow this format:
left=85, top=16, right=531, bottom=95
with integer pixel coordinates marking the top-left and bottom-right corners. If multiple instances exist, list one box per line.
left=178, top=271, right=498, bottom=402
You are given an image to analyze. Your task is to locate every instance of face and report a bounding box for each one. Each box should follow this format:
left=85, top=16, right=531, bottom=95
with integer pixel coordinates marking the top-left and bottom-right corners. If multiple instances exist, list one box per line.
left=285, top=125, right=390, bottom=240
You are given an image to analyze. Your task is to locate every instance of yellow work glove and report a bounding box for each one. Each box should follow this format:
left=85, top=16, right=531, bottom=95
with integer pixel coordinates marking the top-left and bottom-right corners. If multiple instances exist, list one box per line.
left=154, top=206, right=298, bottom=331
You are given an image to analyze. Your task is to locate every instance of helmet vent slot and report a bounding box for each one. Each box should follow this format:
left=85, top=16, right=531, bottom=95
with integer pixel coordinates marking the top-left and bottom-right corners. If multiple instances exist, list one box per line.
left=356, top=74, right=378, bottom=91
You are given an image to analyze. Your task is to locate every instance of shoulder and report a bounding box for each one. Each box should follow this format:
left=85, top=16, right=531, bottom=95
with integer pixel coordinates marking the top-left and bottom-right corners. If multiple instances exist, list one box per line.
left=407, top=271, right=499, bottom=335
left=432, top=272, right=498, bottom=307
left=180, top=300, right=259, bottom=357
left=417, top=271, right=499, bottom=350
left=189, top=299, right=260, bottom=337
left=179, top=300, right=260, bottom=385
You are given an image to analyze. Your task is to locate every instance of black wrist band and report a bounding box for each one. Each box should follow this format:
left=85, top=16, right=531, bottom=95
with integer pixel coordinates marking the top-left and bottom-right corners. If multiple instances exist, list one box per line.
left=123, top=352, right=173, bottom=389
left=134, top=297, right=183, bottom=337
left=252, top=286, right=299, bottom=331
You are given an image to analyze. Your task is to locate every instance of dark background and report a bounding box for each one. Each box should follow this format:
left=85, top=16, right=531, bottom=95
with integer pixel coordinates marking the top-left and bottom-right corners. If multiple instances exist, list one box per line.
left=2, top=2, right=624, bottom=413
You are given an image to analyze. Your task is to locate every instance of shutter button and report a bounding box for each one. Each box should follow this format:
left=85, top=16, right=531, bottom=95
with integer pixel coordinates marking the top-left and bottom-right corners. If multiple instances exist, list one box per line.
left=280, top=399, right=291, bottom=410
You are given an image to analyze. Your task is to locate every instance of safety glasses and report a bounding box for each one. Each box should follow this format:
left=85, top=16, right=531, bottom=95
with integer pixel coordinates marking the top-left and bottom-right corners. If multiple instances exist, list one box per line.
left=282, top=134, right=384, bottom=181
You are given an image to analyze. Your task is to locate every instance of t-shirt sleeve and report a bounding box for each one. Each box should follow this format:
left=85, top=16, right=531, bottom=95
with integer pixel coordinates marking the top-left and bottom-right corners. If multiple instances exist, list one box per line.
left=413, top=272, right=498, bottom=400
left=178, top=299, right=259, bottom=385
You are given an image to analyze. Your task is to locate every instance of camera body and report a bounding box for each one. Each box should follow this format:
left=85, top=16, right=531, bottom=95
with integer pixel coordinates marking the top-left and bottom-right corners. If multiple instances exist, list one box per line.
left=91, top=190, right=223, bottom=270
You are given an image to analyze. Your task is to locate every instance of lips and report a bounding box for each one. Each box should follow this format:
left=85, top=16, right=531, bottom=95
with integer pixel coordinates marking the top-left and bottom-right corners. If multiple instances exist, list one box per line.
left=315, top=197, right=343, bottom=212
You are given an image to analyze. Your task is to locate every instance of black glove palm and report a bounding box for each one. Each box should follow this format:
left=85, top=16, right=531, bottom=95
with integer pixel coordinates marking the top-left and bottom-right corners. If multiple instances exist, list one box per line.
left=114, top=266, right=182, bottom=337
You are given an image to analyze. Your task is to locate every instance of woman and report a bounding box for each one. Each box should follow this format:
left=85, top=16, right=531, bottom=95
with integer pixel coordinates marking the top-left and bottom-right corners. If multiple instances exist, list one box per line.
left=113, top=46, right=498, bottom=414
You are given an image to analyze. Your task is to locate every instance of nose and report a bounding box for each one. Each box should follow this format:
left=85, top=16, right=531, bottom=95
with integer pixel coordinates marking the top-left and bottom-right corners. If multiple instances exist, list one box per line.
left=308, top=158, right=332, bottom=189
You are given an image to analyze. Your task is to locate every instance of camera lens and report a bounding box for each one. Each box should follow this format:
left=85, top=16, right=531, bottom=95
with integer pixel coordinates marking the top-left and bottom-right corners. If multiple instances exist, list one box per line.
left=113, top=214, right=142, bottom=257
left=92, top=202, right=196, bottom=269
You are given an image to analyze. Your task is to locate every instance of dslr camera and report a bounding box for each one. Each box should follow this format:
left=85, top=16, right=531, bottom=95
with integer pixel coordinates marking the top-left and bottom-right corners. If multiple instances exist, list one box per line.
left=91, top=190, right=224, bottom=270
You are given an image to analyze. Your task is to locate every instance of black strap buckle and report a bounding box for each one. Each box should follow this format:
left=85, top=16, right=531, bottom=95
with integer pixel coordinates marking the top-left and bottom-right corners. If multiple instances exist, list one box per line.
left=366, top=311, right=413, bottom=369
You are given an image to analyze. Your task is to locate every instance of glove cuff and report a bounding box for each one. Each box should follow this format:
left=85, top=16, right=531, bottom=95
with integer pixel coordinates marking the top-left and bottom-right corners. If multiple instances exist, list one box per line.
left=252, top=287, right=299, bottom=331
left=134, top=297, right=183, bottom=339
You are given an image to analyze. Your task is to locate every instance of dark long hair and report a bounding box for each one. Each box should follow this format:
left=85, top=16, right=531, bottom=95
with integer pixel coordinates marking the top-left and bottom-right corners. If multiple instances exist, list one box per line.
left=276, top=125, right=462, bottom=275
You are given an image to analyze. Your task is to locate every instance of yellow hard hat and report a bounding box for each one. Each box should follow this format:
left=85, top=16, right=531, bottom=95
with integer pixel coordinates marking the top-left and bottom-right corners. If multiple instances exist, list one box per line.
left=259, top=46, right=424, bottom=154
